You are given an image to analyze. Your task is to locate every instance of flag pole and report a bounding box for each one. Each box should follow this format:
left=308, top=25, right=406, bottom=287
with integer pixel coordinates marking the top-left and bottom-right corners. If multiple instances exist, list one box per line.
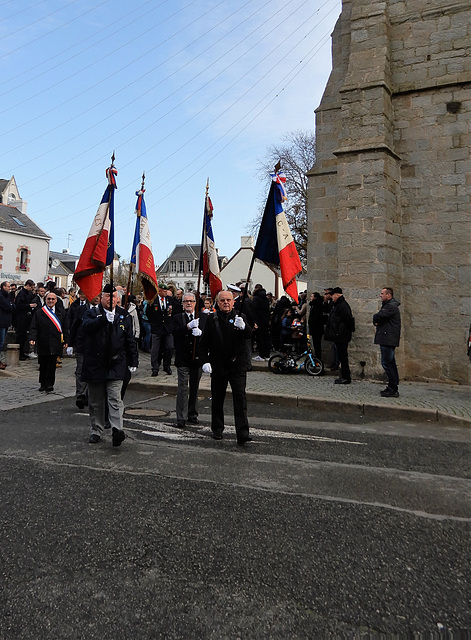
left=124, top=171, right=145, bottom=308
left=192, top=178, right=209, bottom=360
left=195, top=178, right=209, bottom=317
left=107, top=151, right=116, bottom=311
left=239, top=161, right=281, bottom=316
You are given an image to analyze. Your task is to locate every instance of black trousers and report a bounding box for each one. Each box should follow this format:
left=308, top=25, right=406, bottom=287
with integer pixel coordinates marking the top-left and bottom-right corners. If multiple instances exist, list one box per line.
left=335, top=341, right=351, bottom=382
left=211, top=370, right=249, bottom=440
left=38, top=354, right=57, bottom=388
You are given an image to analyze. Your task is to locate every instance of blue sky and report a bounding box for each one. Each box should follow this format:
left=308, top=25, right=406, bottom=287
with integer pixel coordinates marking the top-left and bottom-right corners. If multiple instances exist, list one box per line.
left=1, top=0, right=341, bottom=267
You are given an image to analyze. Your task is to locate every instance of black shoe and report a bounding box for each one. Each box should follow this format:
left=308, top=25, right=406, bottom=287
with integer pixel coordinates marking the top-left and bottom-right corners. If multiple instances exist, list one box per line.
left=112, top=427, right=126, bottom=447
left=176, top=421, right=186, bottom=428
left=334, top=378, right=351, bottom=385
left=38, top=386, right=47, bottom=392
left=212, top=432, right=223, bottom=440
left=104, top=423, right=111, bottom=430
left=151, top=370, right=159, bottom=377
left=19, top=356, right=27, bottom=361
left=187, top=417, right=199, bottom=425
left=88, top=434, right=101, bottom=444
left=237, top=436, right=253, bottom=446
left=164, top=367, right=172, bottom=375
left=380, top=388, right=399, bottom=398
left=76, top=397, right=86, bottom=409
left=46, top=386, right=54, bottom=393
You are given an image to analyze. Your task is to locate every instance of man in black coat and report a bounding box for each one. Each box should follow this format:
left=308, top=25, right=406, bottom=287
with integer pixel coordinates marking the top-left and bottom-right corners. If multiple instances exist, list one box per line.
left=0, top=281, right=14, bottom=369
left=172, top=292, right=207, bottom=428
left=251, top=284, right=271, bottom=361
left=199, top=289, right=253, bottom=445
left=147, top=283, right=176, bottom=376
left=67, top=290, right=100, bottom=409
left=15, top=279, right=36, bottom=360
left=373, top=287, right=401, bottom=398
left=28, top=291, right=67, bottom=392
left=308, top=292, right=324, bottom=361
left=325, top=287, right=354, bottom=385
left=81, top=285, right=138, bottom=446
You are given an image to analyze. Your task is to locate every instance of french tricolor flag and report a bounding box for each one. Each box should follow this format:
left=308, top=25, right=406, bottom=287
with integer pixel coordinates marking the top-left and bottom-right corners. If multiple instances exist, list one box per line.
left=74, top=165, right=117, bottom=301
left=253, top=171, right=302, bottom=303
left=130, top=186, right=158, bottom=303
left=201, top=193, right=222, bottom=299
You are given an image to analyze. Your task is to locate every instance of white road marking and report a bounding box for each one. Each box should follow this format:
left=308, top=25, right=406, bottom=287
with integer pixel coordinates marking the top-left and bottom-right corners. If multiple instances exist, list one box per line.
left=124, top=418, right=366, bottom=446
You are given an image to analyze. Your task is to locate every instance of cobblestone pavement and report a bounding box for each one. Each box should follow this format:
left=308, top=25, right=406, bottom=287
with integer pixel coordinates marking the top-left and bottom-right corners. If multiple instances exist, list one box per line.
left=1, top=353, right=470, bottom=426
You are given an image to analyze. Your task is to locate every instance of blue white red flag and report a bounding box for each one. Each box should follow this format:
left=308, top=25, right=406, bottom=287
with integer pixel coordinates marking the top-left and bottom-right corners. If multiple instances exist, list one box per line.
left=200, top=192, right=222, bottom=299
left=130, top=187, right=158, bottom=302
left=74, top=164, right=117, bottom=301
left=253, top=171, right=302, bottom=303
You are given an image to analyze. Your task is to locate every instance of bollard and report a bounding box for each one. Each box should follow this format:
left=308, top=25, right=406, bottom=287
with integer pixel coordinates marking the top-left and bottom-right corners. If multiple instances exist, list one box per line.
left=6, top=343, right=20, bottom=367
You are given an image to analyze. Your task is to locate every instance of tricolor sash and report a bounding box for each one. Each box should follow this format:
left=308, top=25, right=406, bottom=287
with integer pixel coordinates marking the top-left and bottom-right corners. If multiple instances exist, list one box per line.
left=42, top=306, right=63, bottom=341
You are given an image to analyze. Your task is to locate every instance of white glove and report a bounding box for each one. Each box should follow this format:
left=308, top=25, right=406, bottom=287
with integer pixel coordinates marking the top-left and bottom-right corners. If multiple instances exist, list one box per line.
left=128, top=366, right=137, bottom=373
left=66, top=347, right=73, bottom=356
left=202, top=363, right=212, bottom=374
left=188, top=318, right=199, bottom=329
left=105, top=310, right=114, bottom=323
left=191, top=327, right=202, bottom=337
left=234, top=315, right=245, bottom=330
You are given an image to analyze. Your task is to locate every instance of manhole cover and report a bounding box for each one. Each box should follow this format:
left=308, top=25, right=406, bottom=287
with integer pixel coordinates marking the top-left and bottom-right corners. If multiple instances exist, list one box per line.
left=125, top=409, right=167, bottom=417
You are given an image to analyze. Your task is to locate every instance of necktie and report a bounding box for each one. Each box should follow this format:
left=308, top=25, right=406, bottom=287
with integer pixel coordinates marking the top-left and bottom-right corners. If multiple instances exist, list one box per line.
left=189, top=314, right=193, bottom=321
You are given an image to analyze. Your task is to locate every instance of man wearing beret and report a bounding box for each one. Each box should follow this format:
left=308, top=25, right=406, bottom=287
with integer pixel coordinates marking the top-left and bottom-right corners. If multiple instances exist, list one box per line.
left=81, top=284, right=138, bottom=446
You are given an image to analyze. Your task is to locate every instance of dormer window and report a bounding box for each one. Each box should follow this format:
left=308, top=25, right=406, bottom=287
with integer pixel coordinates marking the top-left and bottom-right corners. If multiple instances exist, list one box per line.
left=8, top=193, right=16, bottom=204
left=10, top=215, right=25, bottom=227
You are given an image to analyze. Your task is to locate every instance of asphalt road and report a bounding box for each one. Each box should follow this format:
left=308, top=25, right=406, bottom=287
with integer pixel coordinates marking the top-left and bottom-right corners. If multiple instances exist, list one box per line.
left=1, top=390, right=470, bottom=639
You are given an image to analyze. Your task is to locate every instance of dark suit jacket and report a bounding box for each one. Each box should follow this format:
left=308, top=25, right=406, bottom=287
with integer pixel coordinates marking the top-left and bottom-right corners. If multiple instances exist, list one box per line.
left=68, top=300, right=91, bottom=353
left=29, top=305, right=68, bottom=356
left=147, top=296, right=177, bottom=336
left=173, top=312, right=207, bottom=368
left=199, top=309, right=252, bottom=374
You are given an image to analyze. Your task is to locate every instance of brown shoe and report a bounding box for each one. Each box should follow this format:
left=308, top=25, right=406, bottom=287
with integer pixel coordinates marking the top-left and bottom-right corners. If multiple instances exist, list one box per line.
left=0, top=362, right=6, bottom=370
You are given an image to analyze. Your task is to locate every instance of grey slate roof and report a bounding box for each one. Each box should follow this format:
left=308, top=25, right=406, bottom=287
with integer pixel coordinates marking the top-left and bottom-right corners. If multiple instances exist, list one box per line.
left=0, top=204, right=51, bottom=239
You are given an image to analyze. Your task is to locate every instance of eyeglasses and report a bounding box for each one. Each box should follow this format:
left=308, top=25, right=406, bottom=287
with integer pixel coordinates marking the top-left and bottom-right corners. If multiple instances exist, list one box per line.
left=46, top=297, right=56, bottom=300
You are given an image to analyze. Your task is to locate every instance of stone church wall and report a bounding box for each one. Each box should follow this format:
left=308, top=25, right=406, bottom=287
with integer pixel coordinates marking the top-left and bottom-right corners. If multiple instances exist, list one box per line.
left=307, top=0, right=471, bottom=384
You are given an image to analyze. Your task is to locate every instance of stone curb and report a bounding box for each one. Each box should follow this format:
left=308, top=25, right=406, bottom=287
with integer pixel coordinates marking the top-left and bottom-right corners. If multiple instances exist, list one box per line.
left=128, top=380, right=471, bottom=429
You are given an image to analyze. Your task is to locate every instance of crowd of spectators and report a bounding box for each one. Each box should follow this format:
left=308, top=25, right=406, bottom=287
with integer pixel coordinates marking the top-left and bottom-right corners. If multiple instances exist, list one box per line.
left=0, top=279, right=348, bottom=373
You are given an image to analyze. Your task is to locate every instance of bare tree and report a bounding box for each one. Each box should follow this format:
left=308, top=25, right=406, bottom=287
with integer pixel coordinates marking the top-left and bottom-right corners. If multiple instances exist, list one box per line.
left=252, top=130, right=316, bottom=267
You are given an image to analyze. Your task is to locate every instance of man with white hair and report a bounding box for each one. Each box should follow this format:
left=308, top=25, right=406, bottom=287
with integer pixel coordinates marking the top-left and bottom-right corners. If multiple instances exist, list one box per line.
left=172, top=292, right=207, bottom=427
left=199, top=289, right=253, bottom=445
left=29, top=291, right=68, bottom=393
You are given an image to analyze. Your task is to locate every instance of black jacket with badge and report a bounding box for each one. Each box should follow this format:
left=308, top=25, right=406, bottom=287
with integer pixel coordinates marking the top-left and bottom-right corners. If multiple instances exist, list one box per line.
left=199, top=308, right=252, bottom=374
left=373, top=298, right=401, bottom=347
left=173, top=312, right=207, bottom=368
left=29, top=305, right=68, bottom=355
left=81, top=304, right=138, bottom=382
left=325, top=295, right=354, bottom=343
left=147, top=296, right=177, bottom=336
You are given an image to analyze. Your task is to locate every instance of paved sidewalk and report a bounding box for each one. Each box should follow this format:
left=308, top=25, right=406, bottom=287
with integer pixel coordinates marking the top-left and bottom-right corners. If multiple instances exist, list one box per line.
left=1, top=352, right=470, bottom=426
